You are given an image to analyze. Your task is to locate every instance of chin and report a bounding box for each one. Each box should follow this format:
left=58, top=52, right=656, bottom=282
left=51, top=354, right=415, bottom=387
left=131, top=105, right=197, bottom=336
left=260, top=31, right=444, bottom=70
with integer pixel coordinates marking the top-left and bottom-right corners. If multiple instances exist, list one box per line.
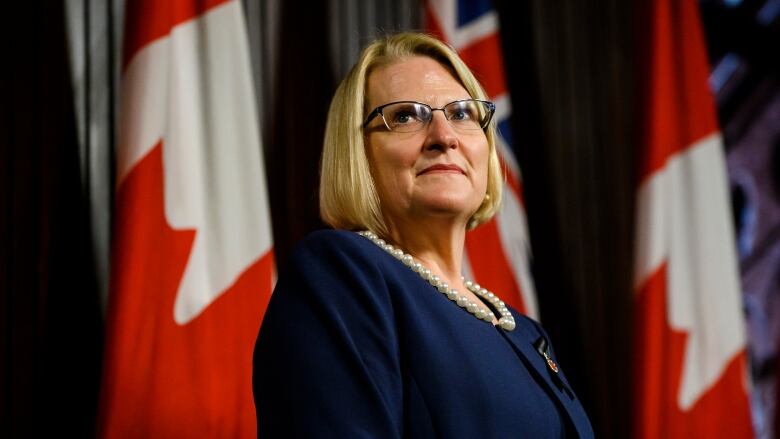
left=415, top=195, right=481, bottom=218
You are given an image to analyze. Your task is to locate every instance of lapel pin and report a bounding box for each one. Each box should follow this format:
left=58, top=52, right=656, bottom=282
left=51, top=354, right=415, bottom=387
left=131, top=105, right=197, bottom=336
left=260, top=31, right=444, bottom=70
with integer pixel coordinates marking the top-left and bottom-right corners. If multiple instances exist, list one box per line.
left=533, top=336, right=573, bottom=398
left=541, top=350, right=559, bottom=373
left=533, top=337, right=559, bottom=374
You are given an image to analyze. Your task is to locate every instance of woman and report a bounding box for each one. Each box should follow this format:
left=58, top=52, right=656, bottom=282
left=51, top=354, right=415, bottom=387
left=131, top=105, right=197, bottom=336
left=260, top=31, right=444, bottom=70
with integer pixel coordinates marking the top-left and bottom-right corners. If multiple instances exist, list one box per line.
left=254, top=33, right=593, bottom=438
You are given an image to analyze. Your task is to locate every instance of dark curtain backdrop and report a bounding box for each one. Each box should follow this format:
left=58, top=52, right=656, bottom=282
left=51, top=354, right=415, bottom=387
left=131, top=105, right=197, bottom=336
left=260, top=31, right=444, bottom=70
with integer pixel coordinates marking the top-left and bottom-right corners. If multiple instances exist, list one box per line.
left=264, top=1, right=334, bottom=266
left=497, top=1, right=636, bottom=437
left=2, top=0, right=636, bottom=437
left=1, top=1, right=104, bottom=437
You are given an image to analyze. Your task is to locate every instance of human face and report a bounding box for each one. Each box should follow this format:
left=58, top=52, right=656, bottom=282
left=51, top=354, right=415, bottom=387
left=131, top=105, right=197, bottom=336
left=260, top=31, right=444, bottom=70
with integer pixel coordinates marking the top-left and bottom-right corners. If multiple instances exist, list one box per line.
left=364, top=56, right=490, bottom=229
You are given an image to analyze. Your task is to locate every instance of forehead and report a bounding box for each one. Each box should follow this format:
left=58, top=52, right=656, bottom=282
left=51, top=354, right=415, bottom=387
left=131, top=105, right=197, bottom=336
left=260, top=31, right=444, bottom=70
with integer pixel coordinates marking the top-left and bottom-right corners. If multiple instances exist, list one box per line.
left=365, top=56, right=471, bottom=110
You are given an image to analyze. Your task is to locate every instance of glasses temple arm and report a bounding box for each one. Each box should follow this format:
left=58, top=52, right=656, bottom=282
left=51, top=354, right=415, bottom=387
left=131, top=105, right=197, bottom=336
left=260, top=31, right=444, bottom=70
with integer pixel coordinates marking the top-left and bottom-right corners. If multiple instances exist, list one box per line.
left=362, top=108, right=382, bottom=129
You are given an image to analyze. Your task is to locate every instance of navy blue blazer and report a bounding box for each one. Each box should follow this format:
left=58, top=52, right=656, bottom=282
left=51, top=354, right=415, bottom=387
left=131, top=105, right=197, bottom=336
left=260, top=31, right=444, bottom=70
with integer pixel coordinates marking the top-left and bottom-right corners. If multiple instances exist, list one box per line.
left=254, top=230, right=593, bottom=438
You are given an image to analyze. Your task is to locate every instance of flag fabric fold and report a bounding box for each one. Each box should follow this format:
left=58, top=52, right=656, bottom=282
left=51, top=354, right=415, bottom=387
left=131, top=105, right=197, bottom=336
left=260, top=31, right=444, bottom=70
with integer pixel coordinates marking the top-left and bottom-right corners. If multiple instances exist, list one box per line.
left=424, top=0, right=539, bottom=319
left=99, top=0, right=274, bottom=436
left=632, top=0, right=753, bottom=437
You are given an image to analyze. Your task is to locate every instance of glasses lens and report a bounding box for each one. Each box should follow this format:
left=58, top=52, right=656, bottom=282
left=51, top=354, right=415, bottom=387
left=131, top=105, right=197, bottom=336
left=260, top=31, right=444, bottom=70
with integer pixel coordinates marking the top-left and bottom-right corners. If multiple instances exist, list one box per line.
left=382, top=102, right=431, bottom=133
left=444, top=100, right=492, bottom=130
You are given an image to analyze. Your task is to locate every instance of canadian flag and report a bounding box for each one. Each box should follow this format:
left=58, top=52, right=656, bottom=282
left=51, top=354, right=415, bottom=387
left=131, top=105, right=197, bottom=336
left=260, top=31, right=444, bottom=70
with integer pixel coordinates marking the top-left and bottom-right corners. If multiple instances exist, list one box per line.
left=632, top=0, right=753, bottom=437
left=424, top=0, right=538, bottom=318
left=98, top=0, right=274, bottom=437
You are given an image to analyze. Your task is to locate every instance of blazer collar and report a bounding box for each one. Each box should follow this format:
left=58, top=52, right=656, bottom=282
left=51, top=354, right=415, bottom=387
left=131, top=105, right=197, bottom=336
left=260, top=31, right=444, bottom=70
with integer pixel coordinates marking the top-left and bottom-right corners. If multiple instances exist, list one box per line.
left=499, top=317, right=594, bottom=439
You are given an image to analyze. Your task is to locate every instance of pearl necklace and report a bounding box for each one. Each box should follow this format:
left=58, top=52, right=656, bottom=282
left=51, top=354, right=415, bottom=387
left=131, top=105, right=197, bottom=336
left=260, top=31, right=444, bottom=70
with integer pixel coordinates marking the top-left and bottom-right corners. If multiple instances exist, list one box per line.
left=358, top=231, right=516, bottom=331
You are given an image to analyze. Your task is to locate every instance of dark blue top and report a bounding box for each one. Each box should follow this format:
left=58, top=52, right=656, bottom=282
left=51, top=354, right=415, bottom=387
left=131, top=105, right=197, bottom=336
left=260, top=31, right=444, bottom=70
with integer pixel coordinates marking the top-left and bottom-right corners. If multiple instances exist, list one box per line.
left=253, top=230, right=594, bottom=438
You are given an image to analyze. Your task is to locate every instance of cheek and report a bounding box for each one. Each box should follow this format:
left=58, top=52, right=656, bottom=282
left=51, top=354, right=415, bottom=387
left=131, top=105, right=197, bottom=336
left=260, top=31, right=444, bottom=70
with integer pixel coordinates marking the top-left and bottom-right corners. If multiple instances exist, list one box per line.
left=470, top=142, right=491, bottom=190
left=367, top=139, right=416, bottom=196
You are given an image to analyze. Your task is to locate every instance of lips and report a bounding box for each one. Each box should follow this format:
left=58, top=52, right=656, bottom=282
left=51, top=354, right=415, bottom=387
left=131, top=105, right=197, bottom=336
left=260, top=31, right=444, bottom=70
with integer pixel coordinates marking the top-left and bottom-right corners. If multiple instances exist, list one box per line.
left=418, top=164, right=466, bottom=175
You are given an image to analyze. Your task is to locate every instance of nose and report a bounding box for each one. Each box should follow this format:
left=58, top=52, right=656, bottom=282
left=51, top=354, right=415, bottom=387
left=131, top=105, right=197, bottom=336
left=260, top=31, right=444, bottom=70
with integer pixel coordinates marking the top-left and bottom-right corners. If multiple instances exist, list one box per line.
left=423, top=110, right=458, bottom=151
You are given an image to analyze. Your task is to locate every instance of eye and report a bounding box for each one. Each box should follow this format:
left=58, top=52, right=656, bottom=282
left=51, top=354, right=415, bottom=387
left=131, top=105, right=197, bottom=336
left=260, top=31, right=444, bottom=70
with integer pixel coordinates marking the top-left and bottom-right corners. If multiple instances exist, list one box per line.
left=447, top=102, right=477, bottom=121
left=386, top=103, right=427, bottom=127
left=450, top=109, right=472, bottom=121
left=394, top=110, right=418, bottom=124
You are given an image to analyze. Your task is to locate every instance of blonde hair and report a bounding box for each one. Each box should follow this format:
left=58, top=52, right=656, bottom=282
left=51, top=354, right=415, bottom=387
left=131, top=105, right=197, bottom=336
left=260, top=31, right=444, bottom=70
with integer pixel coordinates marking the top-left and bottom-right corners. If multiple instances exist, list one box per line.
left=319, top=32, right=502, bottom=237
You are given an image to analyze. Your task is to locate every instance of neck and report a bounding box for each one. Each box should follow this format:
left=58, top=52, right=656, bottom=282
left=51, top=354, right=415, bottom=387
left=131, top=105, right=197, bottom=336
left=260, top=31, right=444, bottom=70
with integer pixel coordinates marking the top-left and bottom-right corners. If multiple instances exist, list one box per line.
left=382, top=215, right=467, bottom=286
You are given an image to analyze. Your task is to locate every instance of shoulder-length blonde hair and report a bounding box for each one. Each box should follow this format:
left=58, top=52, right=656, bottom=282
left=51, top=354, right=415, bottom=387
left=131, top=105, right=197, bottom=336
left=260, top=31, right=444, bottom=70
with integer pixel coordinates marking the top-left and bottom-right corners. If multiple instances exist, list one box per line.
left=319, top=32, right=502, bottom=237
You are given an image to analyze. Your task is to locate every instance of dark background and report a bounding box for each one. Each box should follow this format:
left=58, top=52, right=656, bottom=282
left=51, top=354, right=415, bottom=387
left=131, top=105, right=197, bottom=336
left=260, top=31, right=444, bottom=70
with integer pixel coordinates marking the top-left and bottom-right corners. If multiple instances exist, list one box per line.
left=3, top=0, right=777, bottom=437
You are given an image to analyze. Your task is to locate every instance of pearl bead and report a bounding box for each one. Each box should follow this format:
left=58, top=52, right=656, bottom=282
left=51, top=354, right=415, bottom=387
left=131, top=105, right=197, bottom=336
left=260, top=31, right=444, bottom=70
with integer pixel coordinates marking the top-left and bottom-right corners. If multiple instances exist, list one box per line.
left=357, top=231, right=515, bottom=331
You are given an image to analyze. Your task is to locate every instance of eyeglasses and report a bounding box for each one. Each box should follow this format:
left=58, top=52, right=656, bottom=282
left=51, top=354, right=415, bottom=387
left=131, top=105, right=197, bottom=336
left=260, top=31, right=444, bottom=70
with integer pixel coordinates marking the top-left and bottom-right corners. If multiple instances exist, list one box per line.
left=362, top=99, right=496, bottom=133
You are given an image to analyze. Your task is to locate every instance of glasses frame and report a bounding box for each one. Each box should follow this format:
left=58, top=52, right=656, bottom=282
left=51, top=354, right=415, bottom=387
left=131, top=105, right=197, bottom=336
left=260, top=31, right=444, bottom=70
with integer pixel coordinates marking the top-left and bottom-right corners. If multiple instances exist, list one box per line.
left=362, top=99, right=496, bottom=132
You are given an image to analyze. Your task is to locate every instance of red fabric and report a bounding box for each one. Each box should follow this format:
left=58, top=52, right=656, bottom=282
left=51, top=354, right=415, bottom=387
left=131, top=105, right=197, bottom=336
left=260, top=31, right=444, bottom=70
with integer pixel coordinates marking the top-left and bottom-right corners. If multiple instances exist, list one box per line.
left=423, top=5, right=445, bottom=41
left=632, top=265, right=752, bottom=438
left=122, top=0, right=230, bottom=69
left=636, top=0, right=720, bottom=184
left=632, top=0, right=753, bottom=436
left=465, top=219, right=526, bottom=315
left=499, top=155, right=524, bottom=204
left=99, top=143, right=273, bottom=438
left=101, top=1, right=273, bottom=436
left=457, top=33, right=508, bottom=99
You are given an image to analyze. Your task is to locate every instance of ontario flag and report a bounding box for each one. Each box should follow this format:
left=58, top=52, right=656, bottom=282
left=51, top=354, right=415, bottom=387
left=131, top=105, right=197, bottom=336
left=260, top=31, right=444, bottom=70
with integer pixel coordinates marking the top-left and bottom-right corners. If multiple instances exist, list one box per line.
left=424, top=0, right=539, bottom=319
left=98, top=0, right=274, bottom=437
left=632, top=0, right=753, bottom=437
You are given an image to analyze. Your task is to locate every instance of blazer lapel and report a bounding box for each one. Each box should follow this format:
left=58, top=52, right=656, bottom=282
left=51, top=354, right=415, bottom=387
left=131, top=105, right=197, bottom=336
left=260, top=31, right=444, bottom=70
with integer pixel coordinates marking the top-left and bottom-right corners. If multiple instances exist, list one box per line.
left=499, top=320, right=594, bottom=439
